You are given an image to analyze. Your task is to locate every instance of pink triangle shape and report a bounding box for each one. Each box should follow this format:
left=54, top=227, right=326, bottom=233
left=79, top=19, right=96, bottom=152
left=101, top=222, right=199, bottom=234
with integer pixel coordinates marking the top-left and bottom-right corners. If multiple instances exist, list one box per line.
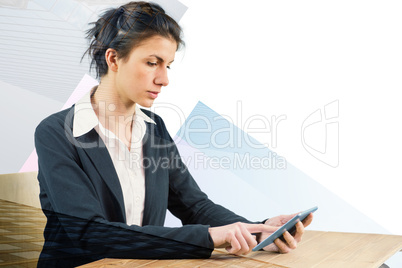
left=19, top=74, right=98, bottom=172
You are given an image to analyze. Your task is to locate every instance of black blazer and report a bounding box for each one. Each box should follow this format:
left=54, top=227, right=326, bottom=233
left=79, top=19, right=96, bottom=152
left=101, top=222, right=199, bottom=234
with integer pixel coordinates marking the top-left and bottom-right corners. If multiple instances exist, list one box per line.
left=35, top=106, right=252, bottom=267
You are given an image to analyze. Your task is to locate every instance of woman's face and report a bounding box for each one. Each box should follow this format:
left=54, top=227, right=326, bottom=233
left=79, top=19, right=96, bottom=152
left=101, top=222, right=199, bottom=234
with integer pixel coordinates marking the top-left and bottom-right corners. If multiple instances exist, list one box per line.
left=114, top=35, right=177, bottom=108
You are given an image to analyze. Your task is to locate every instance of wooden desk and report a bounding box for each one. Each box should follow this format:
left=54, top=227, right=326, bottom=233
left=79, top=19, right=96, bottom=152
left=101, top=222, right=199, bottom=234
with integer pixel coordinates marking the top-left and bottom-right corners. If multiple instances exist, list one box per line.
left=79, top=230, right=402, bottom=268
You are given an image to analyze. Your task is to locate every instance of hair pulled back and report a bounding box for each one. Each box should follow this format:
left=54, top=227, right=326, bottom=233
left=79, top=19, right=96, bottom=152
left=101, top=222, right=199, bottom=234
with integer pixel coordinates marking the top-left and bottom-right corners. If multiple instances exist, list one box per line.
left=84, top=1, right=184, bottom=78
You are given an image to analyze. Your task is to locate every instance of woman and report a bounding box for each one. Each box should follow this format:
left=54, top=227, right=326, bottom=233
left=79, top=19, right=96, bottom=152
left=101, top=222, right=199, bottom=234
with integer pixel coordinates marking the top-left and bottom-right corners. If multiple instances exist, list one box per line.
left=35, top=2, right=312, bottom=267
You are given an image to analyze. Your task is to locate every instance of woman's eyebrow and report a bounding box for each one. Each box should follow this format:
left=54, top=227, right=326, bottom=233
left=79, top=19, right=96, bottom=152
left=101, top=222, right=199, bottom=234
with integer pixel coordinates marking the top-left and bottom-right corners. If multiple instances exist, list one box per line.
left=149, top=54, right=174, bottom=63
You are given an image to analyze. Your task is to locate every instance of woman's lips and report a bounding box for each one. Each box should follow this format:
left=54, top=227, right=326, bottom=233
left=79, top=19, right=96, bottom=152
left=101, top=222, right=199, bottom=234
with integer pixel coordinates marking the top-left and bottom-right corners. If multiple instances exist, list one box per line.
left=148, top=91, right=159, bottom=99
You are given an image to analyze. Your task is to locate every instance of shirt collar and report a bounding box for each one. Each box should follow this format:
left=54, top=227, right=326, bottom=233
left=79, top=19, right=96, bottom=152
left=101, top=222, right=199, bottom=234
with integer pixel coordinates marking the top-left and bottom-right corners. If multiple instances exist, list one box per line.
left=73, top=88, right=156, bottom=138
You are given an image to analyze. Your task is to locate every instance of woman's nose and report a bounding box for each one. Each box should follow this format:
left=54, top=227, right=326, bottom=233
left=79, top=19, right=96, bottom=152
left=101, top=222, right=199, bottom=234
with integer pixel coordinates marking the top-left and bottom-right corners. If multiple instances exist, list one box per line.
left=155, top=67, right=169, bottom=87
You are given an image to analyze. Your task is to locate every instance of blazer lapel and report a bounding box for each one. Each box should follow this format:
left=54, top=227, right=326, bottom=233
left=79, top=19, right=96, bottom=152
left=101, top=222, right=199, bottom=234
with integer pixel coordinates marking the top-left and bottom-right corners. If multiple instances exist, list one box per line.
left=142, top=130, right=156, bottom=225
left=142, top=124, right=169, bottom=226
left=76, top=129, right=126, bottom=221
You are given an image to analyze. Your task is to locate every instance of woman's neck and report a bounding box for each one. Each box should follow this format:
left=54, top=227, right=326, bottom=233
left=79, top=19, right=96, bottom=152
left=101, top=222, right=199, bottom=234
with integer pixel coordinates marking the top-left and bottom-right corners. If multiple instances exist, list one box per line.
left=91, top=77, right=136, bottom=120
left=90, top=78, right=135, bottom=150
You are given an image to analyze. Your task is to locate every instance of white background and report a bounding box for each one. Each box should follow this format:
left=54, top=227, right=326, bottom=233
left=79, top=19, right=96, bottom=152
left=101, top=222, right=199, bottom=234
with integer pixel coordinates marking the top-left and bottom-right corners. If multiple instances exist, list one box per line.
left=155, top=0, right=402, bottom=237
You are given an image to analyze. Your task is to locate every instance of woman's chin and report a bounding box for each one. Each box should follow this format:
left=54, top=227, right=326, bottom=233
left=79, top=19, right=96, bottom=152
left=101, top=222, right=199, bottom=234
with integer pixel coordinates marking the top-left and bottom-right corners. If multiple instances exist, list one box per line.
left=137, top=100, right=154, bottom=108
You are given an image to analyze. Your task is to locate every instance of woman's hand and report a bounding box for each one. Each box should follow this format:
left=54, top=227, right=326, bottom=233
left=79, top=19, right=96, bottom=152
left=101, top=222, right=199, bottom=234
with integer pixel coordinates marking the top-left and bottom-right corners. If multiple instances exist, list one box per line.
left=208, top=222, right=278, bottom=255
left=260, top=213, right=314, bottom=253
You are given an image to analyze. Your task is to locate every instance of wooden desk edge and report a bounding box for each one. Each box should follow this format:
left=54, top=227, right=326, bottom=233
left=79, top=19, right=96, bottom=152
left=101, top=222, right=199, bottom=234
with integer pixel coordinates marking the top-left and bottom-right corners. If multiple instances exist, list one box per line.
left=77, top=230, right=402, bottom=268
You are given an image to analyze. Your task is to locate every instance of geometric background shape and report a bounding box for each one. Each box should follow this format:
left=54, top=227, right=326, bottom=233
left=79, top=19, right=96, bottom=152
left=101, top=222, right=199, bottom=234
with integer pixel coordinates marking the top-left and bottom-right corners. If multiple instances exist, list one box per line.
left=171, top=101, right=389, bottom=235
left=19, top=74, right=98, bottom=172
left=0, top=80, right=62, bottom=174
left=0, top=0, right=187, bottom=174
left=168, top=101, right=401, bottom=266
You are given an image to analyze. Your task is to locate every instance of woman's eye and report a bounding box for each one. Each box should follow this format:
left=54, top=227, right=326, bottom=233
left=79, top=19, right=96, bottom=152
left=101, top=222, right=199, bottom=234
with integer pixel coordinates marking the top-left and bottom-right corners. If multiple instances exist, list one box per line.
left=147, top=62, right=157, bottom=67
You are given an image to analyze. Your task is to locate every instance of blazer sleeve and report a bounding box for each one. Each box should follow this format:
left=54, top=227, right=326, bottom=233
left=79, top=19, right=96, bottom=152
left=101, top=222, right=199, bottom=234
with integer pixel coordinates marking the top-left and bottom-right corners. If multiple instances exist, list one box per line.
left=34, top=111, right=214, bottom=267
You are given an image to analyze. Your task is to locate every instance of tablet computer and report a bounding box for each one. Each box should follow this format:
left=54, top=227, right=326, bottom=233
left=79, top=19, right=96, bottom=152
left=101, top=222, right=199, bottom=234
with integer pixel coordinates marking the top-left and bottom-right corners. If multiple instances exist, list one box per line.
left=252, top=206, right=318, bottom=251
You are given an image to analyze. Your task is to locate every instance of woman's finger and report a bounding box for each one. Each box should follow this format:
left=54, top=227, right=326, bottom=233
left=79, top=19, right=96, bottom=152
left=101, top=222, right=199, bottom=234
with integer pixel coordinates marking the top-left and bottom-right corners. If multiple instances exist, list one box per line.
left=282, top=231, right=297, bottom=249
left=226, top=231, right=241, bottom=254
left=273, top=235, right=291, bottom=253
left=234, top=228, right=250, bottom=255
left=245, top=223, right=279, bottom=234
left=293, top=221, right=305, bottom=243
left=302, top=213, right=314, bottom=228
left=241, top=226, right=258, bottom=254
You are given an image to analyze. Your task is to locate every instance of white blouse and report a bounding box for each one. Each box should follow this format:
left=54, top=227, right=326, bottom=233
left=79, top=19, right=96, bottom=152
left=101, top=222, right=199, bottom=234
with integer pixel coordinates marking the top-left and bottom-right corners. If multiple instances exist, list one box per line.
left=72, top=89, right=156, bottom=226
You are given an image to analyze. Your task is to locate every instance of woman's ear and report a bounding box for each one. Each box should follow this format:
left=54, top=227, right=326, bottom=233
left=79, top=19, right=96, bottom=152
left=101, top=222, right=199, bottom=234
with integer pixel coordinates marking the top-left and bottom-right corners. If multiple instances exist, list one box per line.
left=105, top=48, right=119, bottom=72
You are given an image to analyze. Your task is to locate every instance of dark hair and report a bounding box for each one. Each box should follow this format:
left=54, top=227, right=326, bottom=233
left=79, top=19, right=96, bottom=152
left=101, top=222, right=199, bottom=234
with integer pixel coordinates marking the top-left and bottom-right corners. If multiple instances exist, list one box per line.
left=83, top=1, right=184, bottom=79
